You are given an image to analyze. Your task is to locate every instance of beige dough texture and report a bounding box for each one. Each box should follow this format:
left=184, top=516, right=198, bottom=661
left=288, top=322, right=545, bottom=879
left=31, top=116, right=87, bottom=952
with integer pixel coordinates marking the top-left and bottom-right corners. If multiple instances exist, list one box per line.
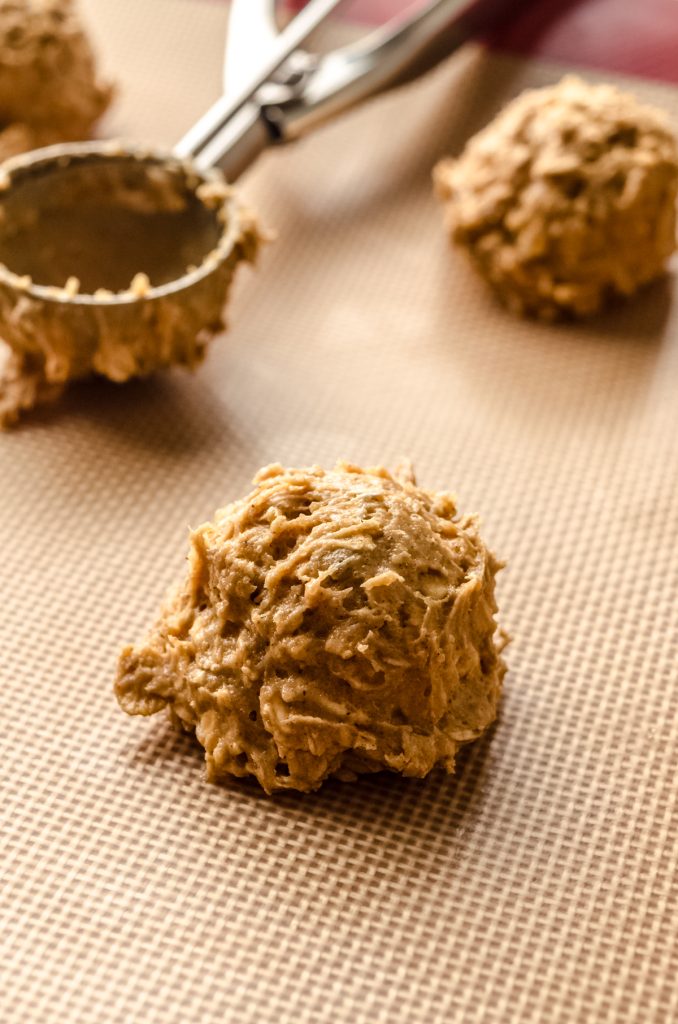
left=115, top=463, right=506, bottom=794
left=434, top=75, right=678, bottom=319
left=0, top=0, right=112, bottom=161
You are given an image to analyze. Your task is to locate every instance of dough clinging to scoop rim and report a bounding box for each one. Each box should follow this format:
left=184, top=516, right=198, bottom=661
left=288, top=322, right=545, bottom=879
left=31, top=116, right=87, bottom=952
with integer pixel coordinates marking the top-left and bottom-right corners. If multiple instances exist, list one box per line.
left=115, top=463, right=506, bottom=794
left=434, top=75, right=678, bottom=319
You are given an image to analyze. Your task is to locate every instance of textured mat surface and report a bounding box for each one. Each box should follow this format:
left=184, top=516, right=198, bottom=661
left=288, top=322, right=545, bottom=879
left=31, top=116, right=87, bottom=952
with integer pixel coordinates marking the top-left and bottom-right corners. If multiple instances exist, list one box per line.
left=1, top=3, right=677, bottom=1022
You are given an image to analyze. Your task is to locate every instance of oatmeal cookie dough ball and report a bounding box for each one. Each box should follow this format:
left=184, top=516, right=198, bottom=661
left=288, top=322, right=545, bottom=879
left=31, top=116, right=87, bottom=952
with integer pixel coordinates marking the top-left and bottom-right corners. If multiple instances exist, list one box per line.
left=115, top=463, right=506, bottom=794
left=0, top=0, right=111, bottom=160
left=434, top=75, right=678, bottom=319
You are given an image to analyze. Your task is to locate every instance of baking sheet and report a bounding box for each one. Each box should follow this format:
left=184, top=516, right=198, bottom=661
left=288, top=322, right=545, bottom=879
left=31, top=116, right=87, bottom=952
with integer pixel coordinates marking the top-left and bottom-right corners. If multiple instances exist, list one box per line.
left=1, top=2, right=677, bottom=1022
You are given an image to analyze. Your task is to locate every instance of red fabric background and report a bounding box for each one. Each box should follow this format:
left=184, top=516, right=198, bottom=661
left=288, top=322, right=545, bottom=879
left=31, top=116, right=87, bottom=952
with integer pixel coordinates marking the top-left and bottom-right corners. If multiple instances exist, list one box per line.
left=288, top=0, right=678, bottom=84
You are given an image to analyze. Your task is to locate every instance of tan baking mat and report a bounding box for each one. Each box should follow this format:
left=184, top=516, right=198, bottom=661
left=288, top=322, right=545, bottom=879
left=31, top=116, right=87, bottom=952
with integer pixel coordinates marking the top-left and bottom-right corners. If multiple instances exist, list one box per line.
left=1, top=2, right=677, bottom=1022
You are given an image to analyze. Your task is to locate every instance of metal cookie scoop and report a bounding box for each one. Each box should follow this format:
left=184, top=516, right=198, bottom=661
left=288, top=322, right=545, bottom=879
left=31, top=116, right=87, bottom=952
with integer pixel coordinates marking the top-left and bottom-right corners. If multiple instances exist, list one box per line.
left=0, top=0, right=521, bottom=424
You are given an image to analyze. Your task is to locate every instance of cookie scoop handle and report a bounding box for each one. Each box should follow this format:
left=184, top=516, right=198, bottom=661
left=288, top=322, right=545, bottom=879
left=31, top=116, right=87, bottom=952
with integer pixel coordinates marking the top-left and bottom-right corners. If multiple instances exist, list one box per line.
left=194, top=0, right=525, bottom=178
left=175, top=0, right=345, bottom=177
left=267, top=0, right=522, bottom=142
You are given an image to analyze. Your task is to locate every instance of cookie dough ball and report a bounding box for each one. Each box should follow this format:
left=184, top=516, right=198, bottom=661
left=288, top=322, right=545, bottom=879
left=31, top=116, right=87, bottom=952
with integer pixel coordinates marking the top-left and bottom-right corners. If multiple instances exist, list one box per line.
left=0, top=123, right=51, bottom=164
left=0, top=0, right=112, bottom=158
left=115, top=463, right=506, bottom=794
left=434, top=75, right=678, bottom=319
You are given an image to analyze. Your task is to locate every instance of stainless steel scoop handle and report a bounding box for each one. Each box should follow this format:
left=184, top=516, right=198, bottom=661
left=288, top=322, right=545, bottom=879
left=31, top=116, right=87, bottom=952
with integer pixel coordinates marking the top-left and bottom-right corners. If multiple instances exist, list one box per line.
left=264, top=0, right=520, bottom=140
left=177, top=0, right=523, bottom=181
left=175, top=0, right=344, bottom=172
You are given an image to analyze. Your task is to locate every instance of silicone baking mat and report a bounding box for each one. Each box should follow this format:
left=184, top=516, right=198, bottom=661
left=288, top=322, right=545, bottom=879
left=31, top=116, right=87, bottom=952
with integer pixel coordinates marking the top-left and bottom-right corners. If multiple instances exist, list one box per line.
left=1, top=3, right=677, bottom=1022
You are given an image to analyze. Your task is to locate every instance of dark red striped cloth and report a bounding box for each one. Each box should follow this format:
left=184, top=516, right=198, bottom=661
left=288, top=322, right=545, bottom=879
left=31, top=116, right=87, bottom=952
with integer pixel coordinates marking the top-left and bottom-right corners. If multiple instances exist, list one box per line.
left=287, top=0, right=678, bottom=84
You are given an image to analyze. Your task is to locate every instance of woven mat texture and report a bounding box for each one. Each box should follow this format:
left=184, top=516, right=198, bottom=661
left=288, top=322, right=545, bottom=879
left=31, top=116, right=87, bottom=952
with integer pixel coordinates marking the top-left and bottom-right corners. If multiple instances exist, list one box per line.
left=1, top=2, right=677, bottom=1022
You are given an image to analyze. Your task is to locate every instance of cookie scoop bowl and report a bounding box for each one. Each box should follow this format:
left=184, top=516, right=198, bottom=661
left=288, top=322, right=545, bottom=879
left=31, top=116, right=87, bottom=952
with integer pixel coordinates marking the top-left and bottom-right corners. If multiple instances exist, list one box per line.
left=0, top=141, right=261, bottom=414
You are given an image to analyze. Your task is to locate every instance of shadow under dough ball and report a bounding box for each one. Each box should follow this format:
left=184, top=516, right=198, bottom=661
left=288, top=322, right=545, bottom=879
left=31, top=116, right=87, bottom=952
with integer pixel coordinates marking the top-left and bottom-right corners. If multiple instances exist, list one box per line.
left=115, top=463, right=507, bottom=794
left=434, top=75, right=678, bottom=319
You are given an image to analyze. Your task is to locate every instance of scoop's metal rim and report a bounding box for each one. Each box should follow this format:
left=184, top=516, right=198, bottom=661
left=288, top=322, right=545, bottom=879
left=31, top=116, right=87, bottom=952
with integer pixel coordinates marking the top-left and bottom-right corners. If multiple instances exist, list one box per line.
left=0, top=140, right=243, bottom=307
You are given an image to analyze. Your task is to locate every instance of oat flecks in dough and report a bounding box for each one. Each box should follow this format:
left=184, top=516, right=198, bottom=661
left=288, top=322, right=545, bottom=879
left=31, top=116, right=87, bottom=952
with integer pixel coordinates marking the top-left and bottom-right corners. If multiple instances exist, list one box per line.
left=0, top=0, right=112, bottom=160
left=434, top=75, right=678, bottom=319
left=115, top=463, right=506, bottom=794
left=0, top=338, right=63, bottom=427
